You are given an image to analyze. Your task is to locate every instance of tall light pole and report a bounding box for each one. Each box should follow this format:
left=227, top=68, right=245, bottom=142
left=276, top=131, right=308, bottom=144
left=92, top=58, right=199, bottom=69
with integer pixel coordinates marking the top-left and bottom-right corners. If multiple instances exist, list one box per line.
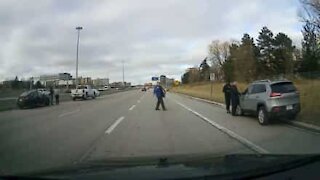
left=122, top=60, right=125, bottom=87
left=75, top=26, right=83, bottom=86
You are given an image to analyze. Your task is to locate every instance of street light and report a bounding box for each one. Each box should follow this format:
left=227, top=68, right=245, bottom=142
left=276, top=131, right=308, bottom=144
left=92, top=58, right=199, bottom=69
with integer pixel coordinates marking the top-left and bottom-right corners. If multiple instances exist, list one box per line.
left=122, top=60, right=125, bottom=87
left=75, top=26, right=83, bottom=86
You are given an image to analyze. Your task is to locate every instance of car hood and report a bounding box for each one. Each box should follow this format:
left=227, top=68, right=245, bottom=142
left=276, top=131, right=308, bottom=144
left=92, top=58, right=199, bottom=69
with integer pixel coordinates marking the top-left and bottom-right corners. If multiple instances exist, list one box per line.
left=8, top=154, right=320, bottom=179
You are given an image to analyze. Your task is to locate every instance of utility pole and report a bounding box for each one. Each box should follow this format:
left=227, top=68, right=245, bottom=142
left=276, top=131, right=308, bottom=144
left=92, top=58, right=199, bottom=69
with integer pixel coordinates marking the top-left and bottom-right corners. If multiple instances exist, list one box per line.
left=75, top=26, right=83, bottom=87
left=122, top=60, right=125, bottom=87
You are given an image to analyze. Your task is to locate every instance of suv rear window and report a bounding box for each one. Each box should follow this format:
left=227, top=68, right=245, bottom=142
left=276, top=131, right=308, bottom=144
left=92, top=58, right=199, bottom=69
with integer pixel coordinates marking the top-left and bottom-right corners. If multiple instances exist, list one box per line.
left=271, top=82, right=296, bottom=93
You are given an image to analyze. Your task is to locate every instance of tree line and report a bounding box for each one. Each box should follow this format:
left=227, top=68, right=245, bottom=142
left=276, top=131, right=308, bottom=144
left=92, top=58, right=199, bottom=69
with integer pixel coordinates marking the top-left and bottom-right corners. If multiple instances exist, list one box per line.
left=182, top=0, right=319, bottom=84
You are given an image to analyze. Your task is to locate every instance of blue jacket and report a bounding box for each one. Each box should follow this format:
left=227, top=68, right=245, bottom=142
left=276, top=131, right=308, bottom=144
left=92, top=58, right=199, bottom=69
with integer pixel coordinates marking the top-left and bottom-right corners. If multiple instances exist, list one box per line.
left=154, top=85, right=165, bottom=98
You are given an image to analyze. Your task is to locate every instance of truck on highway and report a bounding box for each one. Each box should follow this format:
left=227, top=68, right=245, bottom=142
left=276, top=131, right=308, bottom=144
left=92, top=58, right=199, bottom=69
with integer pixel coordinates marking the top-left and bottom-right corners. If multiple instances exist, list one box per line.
left=71, top=85, right=98, bottom=100
left=98, top=85, right=109, bottom=91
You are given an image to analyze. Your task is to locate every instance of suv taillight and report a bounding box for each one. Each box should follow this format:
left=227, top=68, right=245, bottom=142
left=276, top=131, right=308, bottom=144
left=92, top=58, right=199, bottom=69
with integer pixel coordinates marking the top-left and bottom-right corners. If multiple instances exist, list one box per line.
left=270, top=92, right=282, bottom=97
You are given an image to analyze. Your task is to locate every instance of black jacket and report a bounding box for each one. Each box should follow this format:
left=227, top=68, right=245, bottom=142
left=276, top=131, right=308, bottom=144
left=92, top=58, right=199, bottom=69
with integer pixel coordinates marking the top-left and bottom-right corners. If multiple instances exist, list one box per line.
left=230, top=85, right=240, bottom=105
left=223, top=83, right=232, bottom=95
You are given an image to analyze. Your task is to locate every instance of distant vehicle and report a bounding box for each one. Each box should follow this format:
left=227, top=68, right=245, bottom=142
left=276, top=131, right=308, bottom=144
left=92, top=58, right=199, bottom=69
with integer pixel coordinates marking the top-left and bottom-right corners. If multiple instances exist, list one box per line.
left=98, top=86, right=109, bottom=91
left=71, top=85, right=98, bottom=100
left=238, top=80, right=300, bottom=125
left=141, top=87, right=146, bottom=91
left=17, top=90, right=50, bottom=109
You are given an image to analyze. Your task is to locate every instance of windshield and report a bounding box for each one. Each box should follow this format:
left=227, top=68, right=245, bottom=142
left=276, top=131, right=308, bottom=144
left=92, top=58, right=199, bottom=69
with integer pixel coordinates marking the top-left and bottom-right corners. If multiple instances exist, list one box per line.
left=271, top=82, right=297, bottom=93
left=20, top=91, right=31, bottom=97
left=0, top=0, right=319, bottom=178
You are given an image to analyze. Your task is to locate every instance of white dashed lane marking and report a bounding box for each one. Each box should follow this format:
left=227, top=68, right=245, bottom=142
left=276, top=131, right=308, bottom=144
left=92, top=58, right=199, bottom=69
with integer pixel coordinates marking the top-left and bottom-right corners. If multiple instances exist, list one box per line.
left=105, top=116, right=125, bottom=134
left=129, top=105, right=136, bottom=111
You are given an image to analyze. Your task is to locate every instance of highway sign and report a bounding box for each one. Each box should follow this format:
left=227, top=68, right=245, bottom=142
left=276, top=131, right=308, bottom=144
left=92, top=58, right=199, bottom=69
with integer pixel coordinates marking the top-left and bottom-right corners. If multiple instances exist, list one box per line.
left=152, top=77, right=159, bottom=81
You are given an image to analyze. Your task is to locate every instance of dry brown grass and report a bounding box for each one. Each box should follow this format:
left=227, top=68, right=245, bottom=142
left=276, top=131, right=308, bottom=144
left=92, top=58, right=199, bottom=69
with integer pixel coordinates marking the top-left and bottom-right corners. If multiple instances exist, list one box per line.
left=172, top=80, right=320, bottom=125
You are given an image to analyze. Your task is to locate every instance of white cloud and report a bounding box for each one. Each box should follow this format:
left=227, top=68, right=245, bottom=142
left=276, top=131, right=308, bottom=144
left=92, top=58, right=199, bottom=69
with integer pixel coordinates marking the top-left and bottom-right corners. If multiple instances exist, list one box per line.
left=0, top=0, right=303, bottom=84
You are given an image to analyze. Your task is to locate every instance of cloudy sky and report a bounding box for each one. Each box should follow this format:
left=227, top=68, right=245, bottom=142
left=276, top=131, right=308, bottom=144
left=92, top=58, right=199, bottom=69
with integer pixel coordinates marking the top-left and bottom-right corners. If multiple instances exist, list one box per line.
left=0, top=0, right=303, bottom=84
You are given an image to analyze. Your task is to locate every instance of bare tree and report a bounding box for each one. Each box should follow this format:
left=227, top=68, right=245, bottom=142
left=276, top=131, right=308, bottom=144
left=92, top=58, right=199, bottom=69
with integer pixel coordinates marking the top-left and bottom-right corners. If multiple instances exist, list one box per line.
left=208, top=40, right=230, bottom=67
left=300, top=0, right=320, bottom=31
left=207, top=40, right=230, bottom=81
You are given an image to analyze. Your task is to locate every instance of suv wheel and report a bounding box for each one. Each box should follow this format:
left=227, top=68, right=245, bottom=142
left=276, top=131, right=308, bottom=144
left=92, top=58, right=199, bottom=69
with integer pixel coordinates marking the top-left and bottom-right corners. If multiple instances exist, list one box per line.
left=258, top=106, right=269, bottom=125
left=236, top=105, right=243, bottom=116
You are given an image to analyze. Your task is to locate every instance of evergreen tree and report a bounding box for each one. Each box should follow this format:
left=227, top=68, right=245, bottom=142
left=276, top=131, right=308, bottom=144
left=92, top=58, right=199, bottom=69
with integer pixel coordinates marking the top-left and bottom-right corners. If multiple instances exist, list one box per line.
left=300, top=22, right=320, bottom=73
left=273, top=32, right=295, bottom=75
left=257, top=26, right=276, bottom=76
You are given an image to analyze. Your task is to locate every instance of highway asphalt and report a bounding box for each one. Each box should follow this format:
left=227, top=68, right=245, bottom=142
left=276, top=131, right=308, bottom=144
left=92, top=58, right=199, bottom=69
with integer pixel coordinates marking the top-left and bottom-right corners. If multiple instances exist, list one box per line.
left=0, top=89, right=320, bottom=175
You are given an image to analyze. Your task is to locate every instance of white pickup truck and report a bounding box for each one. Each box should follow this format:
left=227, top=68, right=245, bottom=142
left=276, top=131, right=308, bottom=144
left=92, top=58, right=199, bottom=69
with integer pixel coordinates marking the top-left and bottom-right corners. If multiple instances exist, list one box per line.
left=71, top=85, right=98, bottom=100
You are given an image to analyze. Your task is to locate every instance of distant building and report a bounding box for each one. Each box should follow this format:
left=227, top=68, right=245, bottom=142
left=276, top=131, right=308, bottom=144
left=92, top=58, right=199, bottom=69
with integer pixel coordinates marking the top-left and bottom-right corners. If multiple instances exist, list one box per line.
left=58, top=80, right=74, bottom=86
left=160, top=75, right=166, bottom=86
left=110, top=81, right=131, bottom=88
left=166, top=78, right=174, bottom=87
left=39, top=73, right=73, bottom=87
left=93, top=78, right=109, bottom=87
left=79, top=77, right=93, bottom=85
left=59, top=73, right=72, bottom=80
left=159, top=75, right=175, bottom=88
left=40, top=73, right=72, bottom=81
left=110, top=82, right=123, bottom=88
left=125, top=82, right=131, bottom=87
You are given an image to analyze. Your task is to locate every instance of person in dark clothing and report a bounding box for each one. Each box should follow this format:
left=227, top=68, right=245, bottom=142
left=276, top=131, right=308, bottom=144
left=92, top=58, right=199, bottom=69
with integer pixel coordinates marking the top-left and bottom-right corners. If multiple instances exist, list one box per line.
left=153, top=83, right=166, bottom=111
left=54, top=89, right=60, bottom=105
left=49, top=86, right=54, bottom=105
left=230, top=81, right=240, bottom=116
left=55, top=94, right=60, bottom=105
left=222, top=82, right=232, bottom=113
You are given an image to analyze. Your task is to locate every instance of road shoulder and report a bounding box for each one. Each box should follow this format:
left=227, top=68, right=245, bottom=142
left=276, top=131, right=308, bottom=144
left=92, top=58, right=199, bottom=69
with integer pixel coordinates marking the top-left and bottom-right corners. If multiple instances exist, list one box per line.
left=171, top=92, right=320, bottom=134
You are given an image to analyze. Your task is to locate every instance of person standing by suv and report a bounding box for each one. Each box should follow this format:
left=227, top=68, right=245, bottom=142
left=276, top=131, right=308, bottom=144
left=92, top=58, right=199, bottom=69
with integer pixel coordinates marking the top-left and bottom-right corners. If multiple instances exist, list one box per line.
left=49, top=86, right=54, bottom=105
left=222, top=81, right=232, bottom=113
left=54, top=88, right=60, bottom=105
left=230, top=81, right=240, bottom=116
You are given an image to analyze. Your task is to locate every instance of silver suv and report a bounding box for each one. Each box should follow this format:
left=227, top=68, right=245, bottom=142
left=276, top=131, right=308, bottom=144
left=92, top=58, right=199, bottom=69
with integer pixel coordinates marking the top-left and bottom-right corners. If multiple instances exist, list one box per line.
left=238, top=80, right=300, bottom=125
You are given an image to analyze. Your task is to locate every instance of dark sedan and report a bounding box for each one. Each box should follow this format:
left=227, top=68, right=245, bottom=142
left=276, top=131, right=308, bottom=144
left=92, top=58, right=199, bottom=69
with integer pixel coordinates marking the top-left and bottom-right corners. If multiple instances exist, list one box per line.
left=17, top=90, right=50, bottom=109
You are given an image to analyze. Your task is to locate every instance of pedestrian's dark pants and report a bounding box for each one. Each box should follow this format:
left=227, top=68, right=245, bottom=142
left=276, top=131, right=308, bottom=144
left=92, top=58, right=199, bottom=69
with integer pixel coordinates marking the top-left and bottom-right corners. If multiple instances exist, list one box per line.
left=231, top=104, right=237, bottom=116
left=224, top=94, right=231, bottom=112
left=231, top=98, right=239, bottom=116
left=156, top=97, right=166, bottom=110
left=55, top=95, right=59, bottom=105
left=50, top=95, right=54, bottom=105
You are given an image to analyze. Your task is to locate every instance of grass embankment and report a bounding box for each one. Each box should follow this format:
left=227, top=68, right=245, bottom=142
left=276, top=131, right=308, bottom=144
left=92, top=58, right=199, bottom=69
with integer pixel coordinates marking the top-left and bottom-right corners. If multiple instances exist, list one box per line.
left=172, top=80, right=320, bottom=126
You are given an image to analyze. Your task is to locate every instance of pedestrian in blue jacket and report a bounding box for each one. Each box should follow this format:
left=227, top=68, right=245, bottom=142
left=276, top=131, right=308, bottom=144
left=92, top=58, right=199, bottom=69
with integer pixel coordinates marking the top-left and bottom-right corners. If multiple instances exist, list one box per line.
left=230, top=81, right=240, bottom=116
left=153, top=83, right=166, bottom=111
